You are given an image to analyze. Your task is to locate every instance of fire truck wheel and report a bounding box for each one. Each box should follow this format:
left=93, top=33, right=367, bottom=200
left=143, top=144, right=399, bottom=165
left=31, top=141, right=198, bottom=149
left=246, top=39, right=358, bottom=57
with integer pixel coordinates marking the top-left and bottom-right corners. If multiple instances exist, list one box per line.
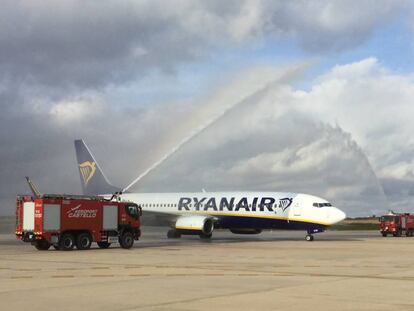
left=97, top=242, right=111, bottom=249
left=382, top=232, right=387, bottom=237
left=34, top=240, right=51, bottom=251
left=59, top=233, right=75, bottom=251
left=119, top=231, right=134, bottom=249
left=76, top=233, right=92, bottom=250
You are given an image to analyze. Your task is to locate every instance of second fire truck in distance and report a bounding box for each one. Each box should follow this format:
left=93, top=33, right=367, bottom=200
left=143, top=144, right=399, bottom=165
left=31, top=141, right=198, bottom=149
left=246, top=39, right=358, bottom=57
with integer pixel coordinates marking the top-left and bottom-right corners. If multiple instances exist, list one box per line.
left=379, top=212, right=414, bottom=237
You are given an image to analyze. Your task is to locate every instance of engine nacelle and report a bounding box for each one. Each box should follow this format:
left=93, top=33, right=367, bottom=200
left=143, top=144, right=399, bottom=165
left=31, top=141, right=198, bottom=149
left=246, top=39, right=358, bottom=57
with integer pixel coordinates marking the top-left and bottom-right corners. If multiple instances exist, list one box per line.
left=175, top=215, right=214, bottom=235
left=230, top=228, right=262, bottom=235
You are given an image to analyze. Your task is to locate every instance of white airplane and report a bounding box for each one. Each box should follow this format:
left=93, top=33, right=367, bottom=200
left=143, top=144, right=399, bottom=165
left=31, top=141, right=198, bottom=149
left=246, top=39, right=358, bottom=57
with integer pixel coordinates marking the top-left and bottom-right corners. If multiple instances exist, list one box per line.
left=75, top=139, right=346, bottom=241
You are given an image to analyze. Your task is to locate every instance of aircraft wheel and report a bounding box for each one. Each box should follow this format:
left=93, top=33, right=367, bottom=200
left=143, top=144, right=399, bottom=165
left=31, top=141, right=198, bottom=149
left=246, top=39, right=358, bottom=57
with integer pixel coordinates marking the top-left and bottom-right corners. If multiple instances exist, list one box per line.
left=305, top=234, right=314, bottom=242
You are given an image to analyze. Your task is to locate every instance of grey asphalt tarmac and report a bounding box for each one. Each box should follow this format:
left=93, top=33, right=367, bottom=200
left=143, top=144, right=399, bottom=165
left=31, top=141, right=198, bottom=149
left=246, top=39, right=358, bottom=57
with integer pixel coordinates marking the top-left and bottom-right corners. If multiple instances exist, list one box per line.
left=1, top=228, right=414, bottom=311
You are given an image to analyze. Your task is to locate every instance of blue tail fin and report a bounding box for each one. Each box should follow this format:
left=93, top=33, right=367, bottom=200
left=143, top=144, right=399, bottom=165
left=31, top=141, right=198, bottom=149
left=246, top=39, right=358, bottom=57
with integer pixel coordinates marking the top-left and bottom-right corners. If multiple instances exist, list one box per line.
left=74, top=139, right=121, bottom=195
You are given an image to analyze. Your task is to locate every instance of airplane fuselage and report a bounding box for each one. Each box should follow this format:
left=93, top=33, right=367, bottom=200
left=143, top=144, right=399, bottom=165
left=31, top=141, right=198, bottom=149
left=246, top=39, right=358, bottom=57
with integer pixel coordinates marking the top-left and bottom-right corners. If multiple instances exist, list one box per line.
left=120, top=191, right=346, bottom=233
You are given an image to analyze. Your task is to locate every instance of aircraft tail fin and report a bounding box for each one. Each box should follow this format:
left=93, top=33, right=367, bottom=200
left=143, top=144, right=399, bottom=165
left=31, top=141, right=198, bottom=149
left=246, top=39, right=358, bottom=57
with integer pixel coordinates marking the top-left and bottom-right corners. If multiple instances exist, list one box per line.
left=74, top=139, right=121, bottom=195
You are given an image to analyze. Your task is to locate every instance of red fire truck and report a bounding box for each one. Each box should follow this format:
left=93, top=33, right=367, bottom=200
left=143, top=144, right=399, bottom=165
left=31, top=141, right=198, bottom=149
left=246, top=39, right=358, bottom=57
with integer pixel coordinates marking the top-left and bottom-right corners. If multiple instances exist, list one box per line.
left=16, top=194, right=142, bottom=250
left=379, top=213, right=414, bottom=237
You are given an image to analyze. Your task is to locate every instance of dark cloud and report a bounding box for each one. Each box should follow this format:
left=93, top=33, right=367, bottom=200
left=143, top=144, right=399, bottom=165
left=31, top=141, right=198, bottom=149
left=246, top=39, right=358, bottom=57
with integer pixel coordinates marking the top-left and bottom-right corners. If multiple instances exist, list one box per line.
left=0, top=1, right=406, bottom=89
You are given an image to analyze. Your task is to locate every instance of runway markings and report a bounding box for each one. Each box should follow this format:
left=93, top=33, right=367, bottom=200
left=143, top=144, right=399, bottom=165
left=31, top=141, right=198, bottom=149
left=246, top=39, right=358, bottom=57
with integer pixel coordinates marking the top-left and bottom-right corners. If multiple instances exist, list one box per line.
left=124, top=265, right=142, bottom=269
left=90, top=274, right=115, bottom=278
left=52, top=275, right=75, bottom=278
left=6, top=271, right=414, bottom=281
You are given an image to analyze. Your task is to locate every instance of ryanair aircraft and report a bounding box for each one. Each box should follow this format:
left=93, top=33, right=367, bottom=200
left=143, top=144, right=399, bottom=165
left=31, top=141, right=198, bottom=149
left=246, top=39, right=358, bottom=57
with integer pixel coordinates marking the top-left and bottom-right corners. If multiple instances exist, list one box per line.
left=75, top=140, right=346, bottom=241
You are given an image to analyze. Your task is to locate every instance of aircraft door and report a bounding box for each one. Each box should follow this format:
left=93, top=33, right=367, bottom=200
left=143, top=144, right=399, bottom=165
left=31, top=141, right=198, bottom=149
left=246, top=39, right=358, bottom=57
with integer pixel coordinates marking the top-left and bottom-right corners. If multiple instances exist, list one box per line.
left=292, top=202, right=301, bottom=216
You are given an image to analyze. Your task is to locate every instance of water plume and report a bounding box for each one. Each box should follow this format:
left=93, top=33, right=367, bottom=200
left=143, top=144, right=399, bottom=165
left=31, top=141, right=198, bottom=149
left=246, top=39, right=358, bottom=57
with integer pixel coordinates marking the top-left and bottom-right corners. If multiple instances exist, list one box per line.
left=122, top=64, right=309, bottom=192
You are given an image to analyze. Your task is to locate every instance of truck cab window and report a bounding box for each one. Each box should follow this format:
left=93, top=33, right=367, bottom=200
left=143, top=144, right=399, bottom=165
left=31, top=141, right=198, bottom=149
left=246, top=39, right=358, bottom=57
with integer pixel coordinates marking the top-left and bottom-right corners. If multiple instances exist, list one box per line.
left=126, top=204, right=141, bottom=218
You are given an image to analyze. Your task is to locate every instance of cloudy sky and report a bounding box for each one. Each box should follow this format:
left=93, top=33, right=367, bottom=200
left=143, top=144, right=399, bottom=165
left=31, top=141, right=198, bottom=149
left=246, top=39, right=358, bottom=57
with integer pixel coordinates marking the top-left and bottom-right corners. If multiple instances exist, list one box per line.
left=1, top=0, right=414, bottom=216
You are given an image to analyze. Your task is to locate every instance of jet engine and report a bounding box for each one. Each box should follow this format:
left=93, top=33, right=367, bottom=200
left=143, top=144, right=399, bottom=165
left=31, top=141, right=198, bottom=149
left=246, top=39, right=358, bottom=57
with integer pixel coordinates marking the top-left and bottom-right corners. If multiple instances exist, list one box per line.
left=175, top=215, right=214, bottom=236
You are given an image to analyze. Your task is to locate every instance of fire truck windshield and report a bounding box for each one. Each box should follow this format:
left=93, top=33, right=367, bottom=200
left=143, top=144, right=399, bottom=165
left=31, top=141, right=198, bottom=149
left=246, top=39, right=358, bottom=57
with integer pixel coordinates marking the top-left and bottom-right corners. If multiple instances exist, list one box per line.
left=381, top=216, right=397, bottom=222
left=126, top=204, right=141, bottom=219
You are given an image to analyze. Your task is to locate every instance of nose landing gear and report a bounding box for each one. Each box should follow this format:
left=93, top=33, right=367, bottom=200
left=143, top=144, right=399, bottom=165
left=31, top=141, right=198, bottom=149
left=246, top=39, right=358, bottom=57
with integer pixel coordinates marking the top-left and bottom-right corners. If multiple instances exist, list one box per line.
left=305, top=234, right=314, bottom=241
left=305, top=228, right=324, bottom=241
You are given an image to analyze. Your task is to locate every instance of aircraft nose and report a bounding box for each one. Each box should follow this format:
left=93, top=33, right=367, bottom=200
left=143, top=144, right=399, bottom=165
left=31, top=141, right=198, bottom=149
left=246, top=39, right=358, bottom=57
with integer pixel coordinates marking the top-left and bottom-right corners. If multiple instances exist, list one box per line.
left=329, top=207, right=346, bottom=224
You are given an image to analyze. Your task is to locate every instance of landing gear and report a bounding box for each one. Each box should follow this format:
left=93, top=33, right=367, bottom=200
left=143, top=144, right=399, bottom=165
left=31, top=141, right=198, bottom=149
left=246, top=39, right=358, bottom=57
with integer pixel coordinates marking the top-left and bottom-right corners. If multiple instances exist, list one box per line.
left=305, top=234, right=314, bottom=242
left=167, top=229, right=181, bottom=239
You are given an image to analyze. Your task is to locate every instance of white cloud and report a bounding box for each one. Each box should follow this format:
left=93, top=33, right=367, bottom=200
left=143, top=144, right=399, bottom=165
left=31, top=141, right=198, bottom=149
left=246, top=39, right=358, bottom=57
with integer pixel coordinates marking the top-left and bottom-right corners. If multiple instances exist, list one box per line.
left=48, top=98, right=103, bottom=125
left=292, top=58, right=414, bottom=178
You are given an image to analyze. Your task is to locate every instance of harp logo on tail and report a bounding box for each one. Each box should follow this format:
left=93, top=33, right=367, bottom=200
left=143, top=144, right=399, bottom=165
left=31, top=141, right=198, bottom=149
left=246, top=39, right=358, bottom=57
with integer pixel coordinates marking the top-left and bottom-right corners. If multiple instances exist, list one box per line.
left=79, top=161, right=96, bottom=185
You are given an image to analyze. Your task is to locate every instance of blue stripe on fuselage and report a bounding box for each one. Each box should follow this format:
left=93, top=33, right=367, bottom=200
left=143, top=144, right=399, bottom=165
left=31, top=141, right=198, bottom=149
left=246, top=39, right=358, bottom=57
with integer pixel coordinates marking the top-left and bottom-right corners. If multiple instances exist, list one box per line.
left=215, top=215, right=326, bottom=232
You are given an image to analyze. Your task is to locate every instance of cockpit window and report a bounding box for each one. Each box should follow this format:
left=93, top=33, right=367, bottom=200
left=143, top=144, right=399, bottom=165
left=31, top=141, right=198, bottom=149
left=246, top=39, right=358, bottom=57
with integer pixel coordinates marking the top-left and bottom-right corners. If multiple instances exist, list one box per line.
left=313, top=202, right=332, bottom=207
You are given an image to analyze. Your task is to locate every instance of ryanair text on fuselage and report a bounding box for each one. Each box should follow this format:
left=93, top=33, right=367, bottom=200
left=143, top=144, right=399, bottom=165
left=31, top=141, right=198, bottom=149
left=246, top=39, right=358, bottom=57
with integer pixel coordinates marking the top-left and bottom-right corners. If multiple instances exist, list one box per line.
left=178, top=197, right=293, bottom=213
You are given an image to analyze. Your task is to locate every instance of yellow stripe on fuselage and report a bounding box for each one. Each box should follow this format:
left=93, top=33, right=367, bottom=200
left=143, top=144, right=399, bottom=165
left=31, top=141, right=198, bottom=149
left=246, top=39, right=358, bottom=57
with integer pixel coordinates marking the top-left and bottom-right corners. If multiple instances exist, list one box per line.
left=175, top=226, right=202, bottom=231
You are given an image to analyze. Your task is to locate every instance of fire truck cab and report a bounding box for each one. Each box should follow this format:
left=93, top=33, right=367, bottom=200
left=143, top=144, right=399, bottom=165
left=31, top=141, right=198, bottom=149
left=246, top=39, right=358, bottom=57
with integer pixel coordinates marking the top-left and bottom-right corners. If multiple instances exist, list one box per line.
left=15, top=194, right=142, bottom=250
